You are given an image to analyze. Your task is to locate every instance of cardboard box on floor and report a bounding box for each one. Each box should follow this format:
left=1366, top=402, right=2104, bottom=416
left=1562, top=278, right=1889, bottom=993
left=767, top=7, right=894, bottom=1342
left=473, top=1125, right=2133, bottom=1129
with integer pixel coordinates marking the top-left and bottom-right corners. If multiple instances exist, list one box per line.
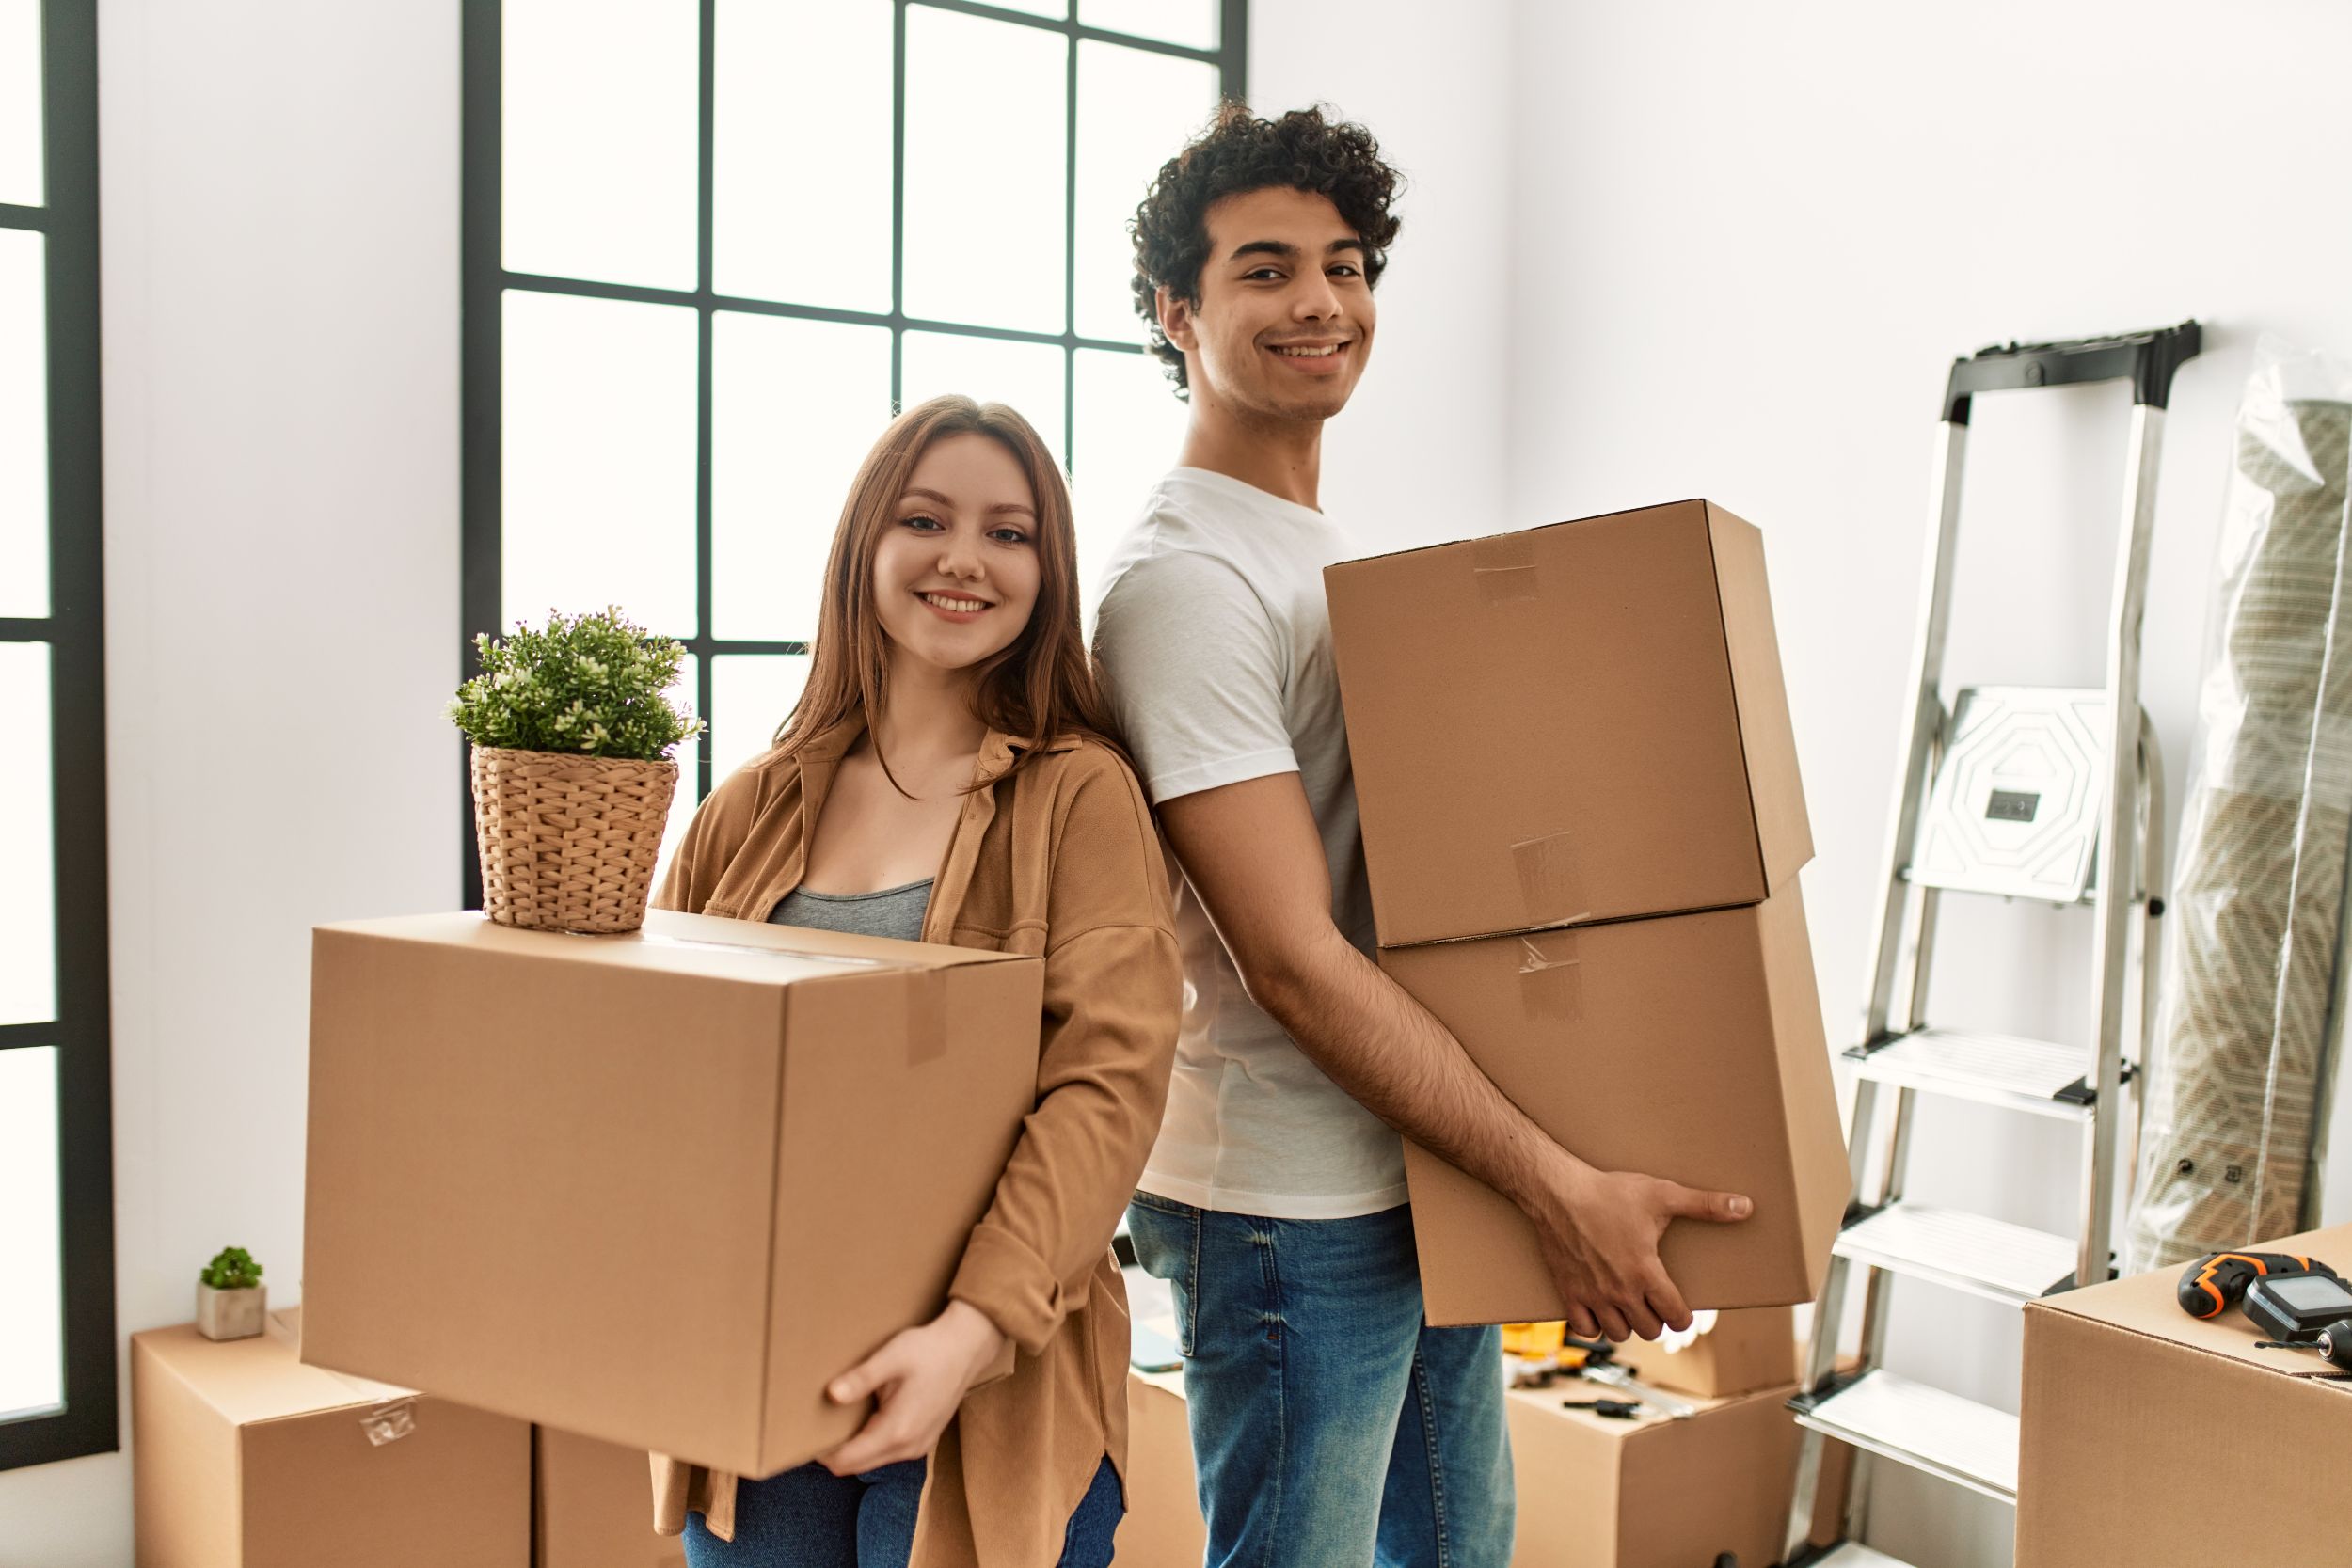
left=132, top=1308, right=528, bottom=1568
left=1387, top=885, right=1849, bottom=1318
left=1326, top=499, right=1812, bottom=950
left=303, top=910, right=1040, bottom=1479
left=1116, top=1368, right=1853, bottom=1567
left=2016, top=1222, right=2352, bottom=1564
left=536, top=1426, right=686, bottom=1568
left=1601, top=1306, right=1798, bottom=1399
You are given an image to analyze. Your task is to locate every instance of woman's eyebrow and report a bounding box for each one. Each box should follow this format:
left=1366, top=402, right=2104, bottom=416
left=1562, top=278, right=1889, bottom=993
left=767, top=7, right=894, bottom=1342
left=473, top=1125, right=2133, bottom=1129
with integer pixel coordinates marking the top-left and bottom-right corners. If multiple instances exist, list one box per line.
left=902, top=485, right=1034, bottom=517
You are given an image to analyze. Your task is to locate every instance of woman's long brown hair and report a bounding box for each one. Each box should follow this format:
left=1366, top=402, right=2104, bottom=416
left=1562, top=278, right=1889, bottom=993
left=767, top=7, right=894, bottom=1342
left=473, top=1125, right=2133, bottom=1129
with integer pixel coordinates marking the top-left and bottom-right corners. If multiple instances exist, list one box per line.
left=770, top=395, right=1124, bottom=786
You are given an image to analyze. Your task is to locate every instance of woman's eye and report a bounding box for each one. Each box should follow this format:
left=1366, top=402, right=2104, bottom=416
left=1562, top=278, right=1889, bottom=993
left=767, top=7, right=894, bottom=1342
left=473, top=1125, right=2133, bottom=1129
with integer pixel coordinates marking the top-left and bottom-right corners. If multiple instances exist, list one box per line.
left=990, top=528, right=1033, bottom=546
left=902, top=513, right=943, bottom=531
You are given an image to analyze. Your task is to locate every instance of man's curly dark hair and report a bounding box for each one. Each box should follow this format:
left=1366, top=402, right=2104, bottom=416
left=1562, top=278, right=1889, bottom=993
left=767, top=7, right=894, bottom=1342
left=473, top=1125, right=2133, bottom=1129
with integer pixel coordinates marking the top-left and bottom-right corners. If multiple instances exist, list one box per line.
left=1128, top=103, right=1404, bottom=398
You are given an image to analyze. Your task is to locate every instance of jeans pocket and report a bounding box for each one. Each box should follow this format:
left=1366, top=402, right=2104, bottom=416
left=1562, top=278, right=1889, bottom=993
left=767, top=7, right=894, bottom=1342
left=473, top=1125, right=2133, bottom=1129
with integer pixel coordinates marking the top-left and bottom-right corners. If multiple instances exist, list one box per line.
left=1123, top=1196, right=1200, bottom=1357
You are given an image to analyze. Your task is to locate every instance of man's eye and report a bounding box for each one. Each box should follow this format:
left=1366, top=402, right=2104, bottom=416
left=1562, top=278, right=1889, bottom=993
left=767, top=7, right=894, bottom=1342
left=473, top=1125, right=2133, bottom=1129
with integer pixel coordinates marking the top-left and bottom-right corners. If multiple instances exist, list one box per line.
left=1247, top=267, right=1283, bottom=281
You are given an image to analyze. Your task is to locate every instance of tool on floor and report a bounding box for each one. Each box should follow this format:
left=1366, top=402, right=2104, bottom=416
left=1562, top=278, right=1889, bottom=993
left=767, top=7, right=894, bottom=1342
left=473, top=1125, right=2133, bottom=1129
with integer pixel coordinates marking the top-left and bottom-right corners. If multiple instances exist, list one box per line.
left=2256, top=1317, right=2352, bottom=1370
left=2175, top=1251, right=2340, bottom=1320
left=1561, top=1397, right=1644, bottom=1419
left=1784, top=324, right=2203, bottom=1568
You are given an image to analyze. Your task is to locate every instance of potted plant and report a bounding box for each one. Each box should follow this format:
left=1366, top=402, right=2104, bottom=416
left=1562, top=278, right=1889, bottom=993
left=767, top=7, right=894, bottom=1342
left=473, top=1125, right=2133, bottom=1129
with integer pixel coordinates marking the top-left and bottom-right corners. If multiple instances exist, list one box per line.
left=197, top=1246, right=266, bottom=1341
left=449, top=607, right=704, bottom=934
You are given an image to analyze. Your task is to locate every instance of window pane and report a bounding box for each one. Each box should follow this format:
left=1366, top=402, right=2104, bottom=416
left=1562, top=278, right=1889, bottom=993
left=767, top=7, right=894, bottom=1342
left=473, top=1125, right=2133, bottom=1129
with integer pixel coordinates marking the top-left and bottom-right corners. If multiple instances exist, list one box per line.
left=1073, top=347, right=1184, bottom=597
left=1073, top=41, right=1218, bottom=343
left=0, top=1046, right=63, bottom=1419
left=713, top=654, right=811, bottom=786
left=712, top=313, right=891, bottom=642
left=502, top=0, right=698, bottom=289
left=0, top=0, right=40, bottom=206
left=501, top=289, right=700, bottom=638
left=0, top=641, right=55, bottom=1027
left=650, top=653, right=701, bottom=888
left=903, top=9, right=1066, bottom=333
left=902, top=330, right=1069, bottom=469
left=714, top=0, right=890, bottom=310
left=1079, top=0, right=1218, bottom=51
left=0, top=228, right=46, bottom=617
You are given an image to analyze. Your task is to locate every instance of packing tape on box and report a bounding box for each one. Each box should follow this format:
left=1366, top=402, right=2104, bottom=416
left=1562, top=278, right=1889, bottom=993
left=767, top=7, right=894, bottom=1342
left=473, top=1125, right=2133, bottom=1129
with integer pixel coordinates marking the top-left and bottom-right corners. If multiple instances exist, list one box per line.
left=1470, top=532, right=1540, bottom=605
left=1511, top=830, right=1588, bottom=929
left=356, top=1397, right=418, bottom=1447
left=905, top=968, right=947, bottom=1066
left=1517, top=931, right=1583, bottom=1021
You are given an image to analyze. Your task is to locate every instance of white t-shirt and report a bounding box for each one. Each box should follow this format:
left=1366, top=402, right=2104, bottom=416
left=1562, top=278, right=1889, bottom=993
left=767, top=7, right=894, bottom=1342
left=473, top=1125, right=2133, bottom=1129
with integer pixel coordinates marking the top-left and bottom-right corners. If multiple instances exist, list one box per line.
left=1092, top=467, right=1406, bottom=1219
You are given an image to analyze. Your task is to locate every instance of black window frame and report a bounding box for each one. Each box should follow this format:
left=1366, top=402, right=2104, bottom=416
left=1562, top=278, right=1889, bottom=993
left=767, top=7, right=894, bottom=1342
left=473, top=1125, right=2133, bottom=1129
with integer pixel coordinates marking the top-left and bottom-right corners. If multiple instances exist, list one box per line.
left=460, top=0, right=1248, bottom=902
left=0, top=0, right=119, bottom=1475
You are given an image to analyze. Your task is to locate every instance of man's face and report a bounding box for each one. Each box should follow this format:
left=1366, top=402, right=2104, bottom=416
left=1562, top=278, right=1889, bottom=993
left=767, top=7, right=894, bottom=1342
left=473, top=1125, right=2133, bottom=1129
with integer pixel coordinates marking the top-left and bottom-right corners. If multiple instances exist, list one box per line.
left=1160, top=185, right=1375, bottom=426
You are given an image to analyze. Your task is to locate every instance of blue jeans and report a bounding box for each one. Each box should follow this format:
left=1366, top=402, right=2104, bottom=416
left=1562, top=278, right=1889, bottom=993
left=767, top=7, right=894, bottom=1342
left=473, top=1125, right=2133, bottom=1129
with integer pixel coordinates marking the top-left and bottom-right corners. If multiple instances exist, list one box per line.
left=1125, top=1194, right=1514, bottom=1568
left=683, top=1452, right=1122, bottom=1568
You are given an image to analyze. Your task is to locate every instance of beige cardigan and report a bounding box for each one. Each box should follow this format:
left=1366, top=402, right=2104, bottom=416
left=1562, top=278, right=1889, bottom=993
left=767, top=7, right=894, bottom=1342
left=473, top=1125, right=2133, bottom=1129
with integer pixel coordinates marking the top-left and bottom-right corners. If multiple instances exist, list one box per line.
left=647, top=714, right=1181, bottom=1566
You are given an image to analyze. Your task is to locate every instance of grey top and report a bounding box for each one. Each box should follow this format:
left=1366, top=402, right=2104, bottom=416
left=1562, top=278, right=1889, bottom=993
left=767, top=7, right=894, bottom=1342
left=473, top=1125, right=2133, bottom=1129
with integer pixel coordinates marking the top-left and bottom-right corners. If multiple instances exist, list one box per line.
left=768, top=878, right=933, bottom=943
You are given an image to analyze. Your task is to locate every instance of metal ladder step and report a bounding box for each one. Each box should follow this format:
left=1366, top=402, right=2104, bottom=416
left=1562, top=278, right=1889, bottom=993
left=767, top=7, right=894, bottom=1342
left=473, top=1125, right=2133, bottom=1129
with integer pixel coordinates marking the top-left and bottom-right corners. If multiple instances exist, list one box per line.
left=1846, top=1027, right=2099, bottom=1120
left=1835, top=1200, right=2077, bottom=1306
left=1793, top=1370, right=2019, bottom=1503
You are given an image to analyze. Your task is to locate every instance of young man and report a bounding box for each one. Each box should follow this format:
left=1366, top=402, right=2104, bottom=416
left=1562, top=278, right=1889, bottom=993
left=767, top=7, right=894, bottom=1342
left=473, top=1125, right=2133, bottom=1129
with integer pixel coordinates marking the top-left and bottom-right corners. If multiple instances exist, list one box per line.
left=1092, top=106, right=1756, bottom=1566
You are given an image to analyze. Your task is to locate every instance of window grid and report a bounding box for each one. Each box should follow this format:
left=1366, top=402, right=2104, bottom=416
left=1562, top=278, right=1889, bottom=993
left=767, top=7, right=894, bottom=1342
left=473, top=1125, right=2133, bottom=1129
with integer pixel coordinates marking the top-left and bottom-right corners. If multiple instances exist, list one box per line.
left=463, top=0, right=1246, bottom=903
left=0, top=0, right=119, bottom=1475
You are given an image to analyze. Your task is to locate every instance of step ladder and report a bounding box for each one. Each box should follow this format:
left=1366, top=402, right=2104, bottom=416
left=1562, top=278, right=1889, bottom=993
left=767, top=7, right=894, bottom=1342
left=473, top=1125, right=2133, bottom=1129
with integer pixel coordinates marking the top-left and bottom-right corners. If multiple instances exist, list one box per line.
left=1782, top=325, right=2201, bottom=1568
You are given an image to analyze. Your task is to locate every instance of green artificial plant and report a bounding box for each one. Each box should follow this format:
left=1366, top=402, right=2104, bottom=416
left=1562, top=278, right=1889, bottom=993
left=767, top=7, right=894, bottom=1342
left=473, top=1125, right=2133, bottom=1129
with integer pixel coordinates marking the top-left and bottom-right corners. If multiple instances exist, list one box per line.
left=447, top=607, right=705, bottom=761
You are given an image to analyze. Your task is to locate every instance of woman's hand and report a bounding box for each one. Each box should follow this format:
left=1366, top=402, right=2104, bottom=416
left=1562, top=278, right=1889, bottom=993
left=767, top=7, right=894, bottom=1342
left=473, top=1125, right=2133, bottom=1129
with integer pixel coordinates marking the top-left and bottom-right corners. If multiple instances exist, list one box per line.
left=815, top=1299, right=1010, bottom=1476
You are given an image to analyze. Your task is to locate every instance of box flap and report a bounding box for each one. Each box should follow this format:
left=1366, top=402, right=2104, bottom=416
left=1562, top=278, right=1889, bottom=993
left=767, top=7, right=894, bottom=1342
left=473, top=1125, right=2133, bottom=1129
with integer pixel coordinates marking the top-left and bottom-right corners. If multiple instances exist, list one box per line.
left=135, top=1312, right=415, bottom=1429
left=1705, top=501, right=1813, bottom=889
left=2026, top=1222, right=2352, bottom=1386
left=313, top=910, right=1025, bottom=986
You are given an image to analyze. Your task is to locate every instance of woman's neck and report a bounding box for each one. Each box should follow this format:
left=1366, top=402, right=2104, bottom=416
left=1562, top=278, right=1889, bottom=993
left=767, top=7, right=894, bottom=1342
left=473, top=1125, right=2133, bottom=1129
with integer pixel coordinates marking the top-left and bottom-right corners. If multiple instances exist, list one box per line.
left=866, top=649, right=989, bottom=788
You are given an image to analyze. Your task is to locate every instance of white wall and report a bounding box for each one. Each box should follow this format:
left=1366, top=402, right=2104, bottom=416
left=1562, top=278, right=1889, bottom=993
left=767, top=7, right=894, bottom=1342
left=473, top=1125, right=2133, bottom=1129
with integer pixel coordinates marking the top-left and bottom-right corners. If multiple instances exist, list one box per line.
left=1506, top=4, right=2352, bottom=1562
left=1250, top=0, right=1517, bottom=549
left=0, top=3, right=461, bottom=1561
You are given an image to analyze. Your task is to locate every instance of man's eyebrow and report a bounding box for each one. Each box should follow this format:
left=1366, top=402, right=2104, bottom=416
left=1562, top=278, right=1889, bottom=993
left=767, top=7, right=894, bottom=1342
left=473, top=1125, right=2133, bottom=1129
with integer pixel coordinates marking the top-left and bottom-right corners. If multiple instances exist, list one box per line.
left=901, top=485, right=1035, bottom=517
left=1227, top=236, right=1368, bottom=262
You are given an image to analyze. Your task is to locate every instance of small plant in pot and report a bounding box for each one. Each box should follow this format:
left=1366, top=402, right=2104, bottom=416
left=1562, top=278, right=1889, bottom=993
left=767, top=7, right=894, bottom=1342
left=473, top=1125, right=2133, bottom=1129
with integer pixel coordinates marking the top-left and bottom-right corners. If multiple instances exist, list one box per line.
left=197, top=1246, right=266, bottom=1341
left=449, top=607, right=705, bottom=935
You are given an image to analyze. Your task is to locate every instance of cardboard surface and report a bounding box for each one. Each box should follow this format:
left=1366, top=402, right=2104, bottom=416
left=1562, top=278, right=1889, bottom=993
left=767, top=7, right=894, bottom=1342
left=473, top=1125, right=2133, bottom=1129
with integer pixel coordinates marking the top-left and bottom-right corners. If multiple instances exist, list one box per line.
left=1112, top=1370, right=1204, bottom=1568
left=536, top=1426, right=687, bottom=1568
left=132, top=1310, right=529, bottom=1568
left=303, top=909, right=1041, bottom=1478
left=1327, top=499, right=1812, bottom=948
left=2016, top=1222, right=2352, bottom=1565
left=1603, top=1307, right=1798, bottom=1398
left=1387, top=887, right=1850, bottom=1319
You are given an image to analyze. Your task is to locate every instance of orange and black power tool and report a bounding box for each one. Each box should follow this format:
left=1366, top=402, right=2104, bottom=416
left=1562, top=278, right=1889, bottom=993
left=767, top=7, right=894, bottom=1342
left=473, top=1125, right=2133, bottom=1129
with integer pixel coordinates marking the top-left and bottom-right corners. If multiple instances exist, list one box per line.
left=2175, top=1251, right=2342, bottom=1321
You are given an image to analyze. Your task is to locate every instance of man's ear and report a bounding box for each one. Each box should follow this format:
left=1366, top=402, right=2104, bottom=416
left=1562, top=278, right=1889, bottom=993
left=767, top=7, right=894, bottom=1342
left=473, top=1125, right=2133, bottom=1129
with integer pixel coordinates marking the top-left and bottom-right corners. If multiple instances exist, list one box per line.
left=1157, top=285, right=1200, bottom=355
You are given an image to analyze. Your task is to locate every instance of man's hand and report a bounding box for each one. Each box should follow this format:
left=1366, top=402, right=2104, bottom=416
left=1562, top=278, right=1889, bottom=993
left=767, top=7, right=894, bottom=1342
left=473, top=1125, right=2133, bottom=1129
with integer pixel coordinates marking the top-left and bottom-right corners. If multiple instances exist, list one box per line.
left=815, top=1300, right=1009, bottom=1475
left=1519, top=1152, right=1752, bottom=1342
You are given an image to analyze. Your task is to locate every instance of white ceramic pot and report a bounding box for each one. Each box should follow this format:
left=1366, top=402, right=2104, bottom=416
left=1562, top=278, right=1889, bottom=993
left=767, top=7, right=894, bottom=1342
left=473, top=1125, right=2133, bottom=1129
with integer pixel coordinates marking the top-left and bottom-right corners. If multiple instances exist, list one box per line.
left=196, top=1282, right=266, bottom=1341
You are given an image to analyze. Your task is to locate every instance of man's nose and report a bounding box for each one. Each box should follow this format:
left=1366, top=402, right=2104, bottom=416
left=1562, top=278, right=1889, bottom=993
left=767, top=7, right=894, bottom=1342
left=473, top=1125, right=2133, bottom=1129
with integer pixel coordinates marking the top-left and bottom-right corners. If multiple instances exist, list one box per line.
left=1294, top=269, right=1343, bottom=321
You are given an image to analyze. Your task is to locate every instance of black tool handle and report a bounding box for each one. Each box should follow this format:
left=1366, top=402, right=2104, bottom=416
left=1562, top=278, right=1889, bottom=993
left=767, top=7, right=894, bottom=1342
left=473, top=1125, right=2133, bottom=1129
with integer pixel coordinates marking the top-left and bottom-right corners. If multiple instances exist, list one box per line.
left=1943, top=321, right=2201, bottom=423
left=2175, top=1250, right=2336, bottom=1319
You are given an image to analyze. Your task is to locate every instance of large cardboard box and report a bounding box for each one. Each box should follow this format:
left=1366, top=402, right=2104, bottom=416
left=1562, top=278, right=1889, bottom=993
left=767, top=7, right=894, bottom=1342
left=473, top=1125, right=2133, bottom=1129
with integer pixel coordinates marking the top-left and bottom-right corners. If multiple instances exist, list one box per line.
left=304, top=910, right=1041, bottom=1479
left=2016, top=1222, right=2352, bottom=1565
left=1507, top=1380, right=1852, bottom=1568
left=1326, top=499, right=1811, bottom=949
left=133, top=1308, right=528, bottom=1568
left=1602, top=1307, right=1798, bottom=1399
left=535, top=1426, right=687, bottom=1568
left=1387, top=887, right=1850, bottom=1319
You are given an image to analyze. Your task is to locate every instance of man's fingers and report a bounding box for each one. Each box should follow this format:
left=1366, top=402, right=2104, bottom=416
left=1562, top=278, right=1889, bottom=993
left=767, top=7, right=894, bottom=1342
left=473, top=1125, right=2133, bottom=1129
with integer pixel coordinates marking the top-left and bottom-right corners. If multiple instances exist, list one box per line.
left=1644, top=1270, right=1693, bottom=1336
left=1621, top=1298, right=1664, bottom=1342
left=1661, top=1183, right=1753, bottom=1224
left=1593, top=1305, right=1633, bottom=1343
left=1564, top=1304, right=1602, bottom=1340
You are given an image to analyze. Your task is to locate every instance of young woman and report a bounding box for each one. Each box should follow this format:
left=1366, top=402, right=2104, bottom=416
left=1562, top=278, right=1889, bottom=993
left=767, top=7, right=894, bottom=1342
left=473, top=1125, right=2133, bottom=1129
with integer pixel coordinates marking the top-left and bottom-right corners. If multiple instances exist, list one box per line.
left=648, top=396, right=1181, bottom=1567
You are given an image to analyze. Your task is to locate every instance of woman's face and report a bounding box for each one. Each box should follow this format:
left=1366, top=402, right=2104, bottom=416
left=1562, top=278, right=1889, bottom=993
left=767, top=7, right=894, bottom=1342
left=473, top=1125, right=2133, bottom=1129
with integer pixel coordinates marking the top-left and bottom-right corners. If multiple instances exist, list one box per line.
left=870, top=432, right=1043, bottom=676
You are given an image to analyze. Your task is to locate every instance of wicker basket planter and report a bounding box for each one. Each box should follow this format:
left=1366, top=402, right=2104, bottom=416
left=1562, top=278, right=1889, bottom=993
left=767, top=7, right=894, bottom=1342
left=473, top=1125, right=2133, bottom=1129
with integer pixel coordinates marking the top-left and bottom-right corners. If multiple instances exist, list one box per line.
left=469, top=744, right=678, bottom=934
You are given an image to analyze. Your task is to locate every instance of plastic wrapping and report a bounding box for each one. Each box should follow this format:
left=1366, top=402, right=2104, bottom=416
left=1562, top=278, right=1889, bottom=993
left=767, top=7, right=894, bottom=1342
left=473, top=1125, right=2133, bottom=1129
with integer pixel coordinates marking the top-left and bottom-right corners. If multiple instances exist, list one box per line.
left=2125, top=340, right=2352, bottom=1272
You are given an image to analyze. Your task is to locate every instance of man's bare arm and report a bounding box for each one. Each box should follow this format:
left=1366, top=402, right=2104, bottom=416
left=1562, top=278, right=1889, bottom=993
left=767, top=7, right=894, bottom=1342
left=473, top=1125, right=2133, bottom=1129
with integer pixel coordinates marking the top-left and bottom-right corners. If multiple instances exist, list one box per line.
left=1157, top=773, right=1751, bottom=1341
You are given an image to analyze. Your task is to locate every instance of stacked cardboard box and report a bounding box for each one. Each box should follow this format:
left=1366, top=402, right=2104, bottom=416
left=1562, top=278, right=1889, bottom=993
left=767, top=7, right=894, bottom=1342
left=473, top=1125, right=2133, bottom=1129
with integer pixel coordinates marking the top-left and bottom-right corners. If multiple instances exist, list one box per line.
left=1327, top=499, right=1851, bottom=1320
left=535, top=1426, right=688, bottom=1568
left=1603, top=1306, right=1798, bottom=1398
left=132, top=1308, right=529, bottom=1568
left=302, top=910, right=1038, bottom=1476
left=2016, top=1221, right=2352, bottom=1563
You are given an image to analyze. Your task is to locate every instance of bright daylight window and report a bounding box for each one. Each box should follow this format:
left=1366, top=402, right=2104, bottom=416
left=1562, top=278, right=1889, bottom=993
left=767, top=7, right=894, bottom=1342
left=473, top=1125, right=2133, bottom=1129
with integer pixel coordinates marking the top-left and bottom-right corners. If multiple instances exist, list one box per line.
left=465, top=0, right=1247, bottom=883
left=1, top=0, right=117, bottom=1474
